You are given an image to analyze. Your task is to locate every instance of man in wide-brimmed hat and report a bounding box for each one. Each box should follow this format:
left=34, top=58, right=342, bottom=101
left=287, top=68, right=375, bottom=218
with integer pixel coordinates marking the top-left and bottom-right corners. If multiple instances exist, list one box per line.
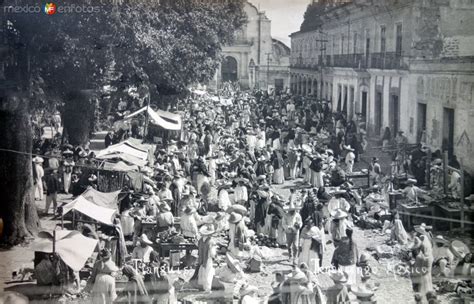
left=234, top=178, right=248, bottom=205
left=325, top=271, right=350, bottom=303
left=403, top=178, right=428, bottom=203
left=228, top=212, right=248, bottom=259
left=62, top=149, right=75, bottom=194
left=131, top=234, right=154, bottom=263
left=344, top=145, right=356, bottom=173
left=33, top=154, right=45, bottom=200
left=193, top=224, right=218, bottom=292
left=282, top=202, right=302, bottom=261
left=329, top=209, right=350, bottom=247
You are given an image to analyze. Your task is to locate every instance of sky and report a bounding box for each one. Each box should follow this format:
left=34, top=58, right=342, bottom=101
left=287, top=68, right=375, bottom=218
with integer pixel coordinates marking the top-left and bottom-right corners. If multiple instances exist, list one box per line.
left=249, top=0, right=309, bottom=46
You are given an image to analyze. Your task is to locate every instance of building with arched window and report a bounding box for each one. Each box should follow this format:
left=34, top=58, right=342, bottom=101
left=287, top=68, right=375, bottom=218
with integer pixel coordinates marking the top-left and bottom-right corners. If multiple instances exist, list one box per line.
left=213, top=2, right=290, bottom=92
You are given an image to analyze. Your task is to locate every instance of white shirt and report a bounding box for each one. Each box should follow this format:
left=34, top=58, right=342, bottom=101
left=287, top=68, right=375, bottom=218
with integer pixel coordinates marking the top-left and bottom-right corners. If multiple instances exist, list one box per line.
left=234, top=185, right=248, bottom=202
left=181, top=213, right=199, bottom=238
left=345, top=152, right=355, bottom=164
left=131, top=245, right=153, bottom=263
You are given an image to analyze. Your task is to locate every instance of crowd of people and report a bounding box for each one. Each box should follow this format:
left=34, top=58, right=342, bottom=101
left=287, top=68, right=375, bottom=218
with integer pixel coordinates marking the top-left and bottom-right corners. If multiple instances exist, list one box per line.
left=27, top=85, right=473, bottom=304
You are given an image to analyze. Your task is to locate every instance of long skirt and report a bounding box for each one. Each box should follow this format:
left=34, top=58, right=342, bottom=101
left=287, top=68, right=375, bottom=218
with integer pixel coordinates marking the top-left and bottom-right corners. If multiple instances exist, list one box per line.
left=273, top=168, right=284, bottom=184
left=276, top=224, right=287, bottom=246
left=195, top=174, right=209, bottom=195
left=311, top=171, right=324, bottom=188
left=299, top=238, right=319, bottom=273
left=198, top=262, right=215, bottom=292
left=284, top=164, right=291, bottom=180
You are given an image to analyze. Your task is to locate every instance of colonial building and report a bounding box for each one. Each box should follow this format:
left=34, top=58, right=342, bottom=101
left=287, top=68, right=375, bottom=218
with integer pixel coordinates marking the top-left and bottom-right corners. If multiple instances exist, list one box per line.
left=290, top=0, right=474, bottom=173
left=213, top=2, right=291, bottom=91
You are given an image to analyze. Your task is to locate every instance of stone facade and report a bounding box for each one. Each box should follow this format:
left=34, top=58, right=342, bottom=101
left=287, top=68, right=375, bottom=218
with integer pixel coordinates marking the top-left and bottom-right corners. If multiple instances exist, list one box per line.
left=212, top=2, right=290, bottom=91
left=290, top=0, right=474, bottom=173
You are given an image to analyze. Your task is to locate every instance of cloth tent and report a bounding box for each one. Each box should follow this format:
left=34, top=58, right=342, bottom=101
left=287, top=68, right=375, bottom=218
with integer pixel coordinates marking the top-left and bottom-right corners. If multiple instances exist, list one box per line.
left=62, top=196, right=116, bottom=226
left=80, top=186, right=121, bottom=210
left=97, top=140, right=148, bottom=161
left=102, top=161, right=139, bottom=172
left=33, top=230, right=98, bottom=272
left=125, top=106, right=182, bottom=131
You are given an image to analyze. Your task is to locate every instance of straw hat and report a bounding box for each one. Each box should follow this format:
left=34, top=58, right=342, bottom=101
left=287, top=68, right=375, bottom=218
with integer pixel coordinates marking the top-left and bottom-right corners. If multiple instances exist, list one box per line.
left=228, top=212, right=243, bottom=224
left=33, top=156, right=44, bottom=164
left=88, top=174, right=98, bottom=182
left=406, top=178, right=417, bottom=185
left=329, top=271, right=348, bottom=283
left=159, top=203, right=171, bottom=212
left=414, top=223, right=429, bottom=235
left=450, top=240, right=470, bottom=259
left=331, top=209, right=348, bottom=220
left=433, top=235, right=449, bottom=245
left=199, top=224, right=216, bottom=236
left=230, top=204, right=247, bottom=216
left=256, top=190, right=269, bottom=198
left=288, top=202, right=297, bottom=212
left=139, top=234, right=153, bottom=245
left=344, top=145, right=355, bottom=152
left=101, top=260, right=119, bottom=274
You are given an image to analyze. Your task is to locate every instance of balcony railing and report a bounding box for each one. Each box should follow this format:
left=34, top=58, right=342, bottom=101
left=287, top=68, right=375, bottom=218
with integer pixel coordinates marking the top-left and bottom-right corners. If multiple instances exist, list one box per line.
left=370, top=52, right=408, bottom=70
left=291, top=52, right=409, bottom=70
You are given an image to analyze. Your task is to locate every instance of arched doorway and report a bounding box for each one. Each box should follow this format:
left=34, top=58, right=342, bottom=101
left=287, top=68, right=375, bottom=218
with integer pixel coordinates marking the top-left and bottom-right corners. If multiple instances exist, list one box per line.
left=221, top=56, right=238, bottom=82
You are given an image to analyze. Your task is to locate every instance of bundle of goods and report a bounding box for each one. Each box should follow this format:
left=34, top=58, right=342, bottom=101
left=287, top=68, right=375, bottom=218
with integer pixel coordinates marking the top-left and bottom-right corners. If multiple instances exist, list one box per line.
left=254, top=234, right=279, bottom=248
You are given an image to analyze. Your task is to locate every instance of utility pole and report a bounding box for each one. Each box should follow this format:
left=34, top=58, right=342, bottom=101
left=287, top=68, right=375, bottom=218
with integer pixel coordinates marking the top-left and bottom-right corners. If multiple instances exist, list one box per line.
left=265, top=52, right=272, bottom=90
left=316, top=30, right=328, bottom=102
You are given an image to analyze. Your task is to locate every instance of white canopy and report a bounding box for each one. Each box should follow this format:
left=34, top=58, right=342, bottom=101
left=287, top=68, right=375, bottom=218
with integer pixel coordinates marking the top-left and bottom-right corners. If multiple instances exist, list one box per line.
left=62, top=196, right=116, bottom=226
left=125, top=107, right=182, bottom=130
left=33, top=230, right=98, bottom=271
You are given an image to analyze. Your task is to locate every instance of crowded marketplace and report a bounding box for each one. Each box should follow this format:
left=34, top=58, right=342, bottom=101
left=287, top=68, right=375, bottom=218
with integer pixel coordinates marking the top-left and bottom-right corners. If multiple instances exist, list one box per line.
left=0, top=0, right=473, bottom=304
left=0, top=83, right=470, bottom=304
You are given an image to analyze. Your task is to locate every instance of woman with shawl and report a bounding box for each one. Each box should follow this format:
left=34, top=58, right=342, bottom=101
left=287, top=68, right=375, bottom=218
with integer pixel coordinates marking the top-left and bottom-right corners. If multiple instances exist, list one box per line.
left=191, top=156, right=210, bottom=195
left=90, top=249, right=118, bottom=304
left=272, top=150, right=285, bottom=184
left=331, top=228, right=359, bottom=287
left=254, top=189, right=270, bottom=235
left=119, top=265, right=151, bottom=304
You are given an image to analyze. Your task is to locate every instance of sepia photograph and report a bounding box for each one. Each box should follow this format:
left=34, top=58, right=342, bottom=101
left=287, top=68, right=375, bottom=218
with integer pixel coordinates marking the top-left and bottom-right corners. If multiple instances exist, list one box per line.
left=0, top=0, right=473, bottom=303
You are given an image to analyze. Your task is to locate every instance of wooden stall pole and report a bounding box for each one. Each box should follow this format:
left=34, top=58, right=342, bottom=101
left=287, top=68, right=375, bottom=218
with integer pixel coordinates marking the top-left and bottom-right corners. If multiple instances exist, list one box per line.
left=460, top=158, right=465, bottom=233
left=426, top=150, right=432, bottom=189
left=443, top=151, right=449, bottom=195
left=53, top=230, right=56, bottom=254
left=72, top=210, right=76, bottom=230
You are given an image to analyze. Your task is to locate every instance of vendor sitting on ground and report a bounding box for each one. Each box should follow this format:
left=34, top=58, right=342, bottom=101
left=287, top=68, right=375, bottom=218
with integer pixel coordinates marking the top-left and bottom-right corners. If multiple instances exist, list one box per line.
left=432, top=235, right=454, bottom=277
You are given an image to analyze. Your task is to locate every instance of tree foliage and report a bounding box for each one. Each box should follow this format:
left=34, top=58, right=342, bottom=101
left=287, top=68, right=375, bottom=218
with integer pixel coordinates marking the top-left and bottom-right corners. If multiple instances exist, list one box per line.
left=5, top=0, right=246, bottom=101
left=300, top=2, right=325, bottom=33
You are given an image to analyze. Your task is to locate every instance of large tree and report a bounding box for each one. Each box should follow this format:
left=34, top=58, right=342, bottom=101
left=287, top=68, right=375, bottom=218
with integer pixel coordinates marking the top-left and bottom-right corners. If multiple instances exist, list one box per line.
left=0, top=0, right=246, bottom=245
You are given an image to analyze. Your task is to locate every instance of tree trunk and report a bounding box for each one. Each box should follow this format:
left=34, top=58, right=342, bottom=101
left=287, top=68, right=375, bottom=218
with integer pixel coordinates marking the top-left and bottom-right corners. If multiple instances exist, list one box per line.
left=0, top=93, right=40, bottom=246
left=63, top=90, right=96, bottom=146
